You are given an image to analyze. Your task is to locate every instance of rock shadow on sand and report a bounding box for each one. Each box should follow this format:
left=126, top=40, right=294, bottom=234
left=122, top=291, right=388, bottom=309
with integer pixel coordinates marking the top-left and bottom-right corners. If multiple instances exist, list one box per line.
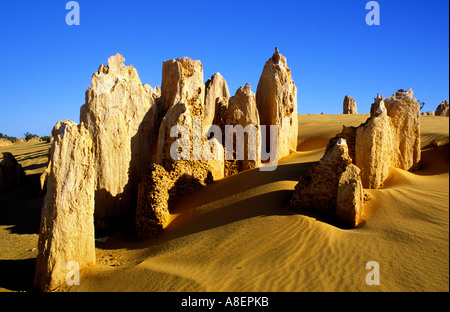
left=96, top=160, right=354, bottom=251
left=0, top=173, right=43, bottom=235
left=0, top=258, right=36, bottom=291
left=416, top=143, right=449, bottom=176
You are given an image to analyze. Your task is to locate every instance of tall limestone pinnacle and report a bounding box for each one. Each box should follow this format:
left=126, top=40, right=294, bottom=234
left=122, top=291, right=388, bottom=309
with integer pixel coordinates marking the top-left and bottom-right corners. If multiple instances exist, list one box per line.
left=256, top=47, right=298, bottom=160
left=35, top=120, right=95, bottom=291
left=80, top=53, right=155, bottom=229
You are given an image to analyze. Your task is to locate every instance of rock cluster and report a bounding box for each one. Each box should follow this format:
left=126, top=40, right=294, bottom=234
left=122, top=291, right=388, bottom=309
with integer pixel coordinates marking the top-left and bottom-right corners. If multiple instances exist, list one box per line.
left=34, top=120, right=95, bottom=292
left=343, top=95, right=358, bottom=114
left=421, top=111, right=435, bottom=116
left=290, top=138, right=364, bottom=228
left=327, top=89, right=421, bottom=189
left=435, top=100, right=449, bottom=117
left=35, top=49, right=299, bottom=291
left=0, top=152, right=26, bottom=193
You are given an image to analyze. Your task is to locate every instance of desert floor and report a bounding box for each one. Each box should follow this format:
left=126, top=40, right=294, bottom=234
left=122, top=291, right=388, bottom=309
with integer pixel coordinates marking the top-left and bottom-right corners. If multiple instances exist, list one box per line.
left=0, top=114, right=448, bottom=292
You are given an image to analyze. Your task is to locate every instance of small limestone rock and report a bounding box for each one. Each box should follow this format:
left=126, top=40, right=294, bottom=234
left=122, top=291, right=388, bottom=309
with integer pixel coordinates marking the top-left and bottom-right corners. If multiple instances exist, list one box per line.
left=34, top=120, right=95, bottom=292
left=290, top=139, right=364, bottom=227
left=0, top=138, right=12, bottom=147
left=343, top=95, right=358, bottom=114
left=421, top=111, right=435, bottom=116
left=336, top=163, right=364, bottom=227
left=435, top=100, right=449, bottom=117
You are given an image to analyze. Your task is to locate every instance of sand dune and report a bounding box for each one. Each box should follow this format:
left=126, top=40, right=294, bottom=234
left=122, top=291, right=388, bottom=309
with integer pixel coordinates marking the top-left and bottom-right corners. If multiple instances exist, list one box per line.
left=0, top=115, right=448, bottom=292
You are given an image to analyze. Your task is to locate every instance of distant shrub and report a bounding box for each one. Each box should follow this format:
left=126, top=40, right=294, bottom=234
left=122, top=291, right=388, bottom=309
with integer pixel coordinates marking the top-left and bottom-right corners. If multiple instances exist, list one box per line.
left=0, top=133, right=17, bottom=142
left=40, top=135, right=50, bottom=143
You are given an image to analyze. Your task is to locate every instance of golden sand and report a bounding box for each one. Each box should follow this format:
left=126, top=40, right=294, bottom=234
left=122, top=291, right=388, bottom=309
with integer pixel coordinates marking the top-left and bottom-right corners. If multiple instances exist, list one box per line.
left=0, top=115, right=448, bottom=292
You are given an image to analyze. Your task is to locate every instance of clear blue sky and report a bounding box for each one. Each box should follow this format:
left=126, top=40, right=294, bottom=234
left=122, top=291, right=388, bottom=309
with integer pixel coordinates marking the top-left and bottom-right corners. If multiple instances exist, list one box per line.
left=0, top=0, right=448, bottom=138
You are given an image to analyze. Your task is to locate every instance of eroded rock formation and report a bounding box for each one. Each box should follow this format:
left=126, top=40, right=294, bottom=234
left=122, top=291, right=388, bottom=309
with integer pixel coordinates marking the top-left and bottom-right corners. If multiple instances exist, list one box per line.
left=355, top=99, right=393, bottom=189
left=327, top=89, right=421, bottom=189
left=156, top=57, right=205, bottom=168
left=290, top=138, right=364, bottom=228
left=256, top=47, right=298, bottom=160
left=383, top=89, right=421, bottom=171
left=135, top=160, right=213, bottom=240
left=222, top=83, right=261, bottom=174
left=435, top=100, right=449, bottom=117
left=204, top=72, right=230, bottom=133
left=156, top=57, right=224, bottom=180
left=80, top=53, right=155, bottom=229
left=35, top=50, right=303, bottom=290
left=34, top=120, right=95, bottom=292
left=343, top=95, right=358, bottom=114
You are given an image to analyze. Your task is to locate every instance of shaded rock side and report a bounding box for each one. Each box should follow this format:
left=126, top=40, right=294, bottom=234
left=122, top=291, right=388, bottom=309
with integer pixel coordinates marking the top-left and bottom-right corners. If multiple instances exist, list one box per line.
left=383, top=89, right=421, bottom=171
left=222, top=83, right=261, bottom=174
left=435, top=100, right=449, bottom=117
left=135, top=160, right=214, bottom=240
left=325, top=125, right=357, bottom=163
left=80, top=53, right=155, bottom=229
left=290, top=138, right=364, bottom=227
left=34, top=120, right=95, bottom=292
left=343, top=95, right=358, bottom=114
left=256, top=47, right=298, bottom=160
